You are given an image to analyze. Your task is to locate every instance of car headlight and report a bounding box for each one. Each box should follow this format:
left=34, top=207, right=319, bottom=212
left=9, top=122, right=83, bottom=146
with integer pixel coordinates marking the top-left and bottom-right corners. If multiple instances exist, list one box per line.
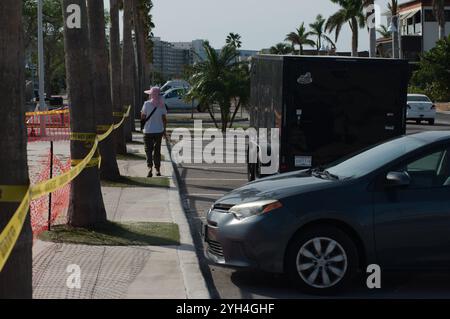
left=229, top=200, right=283, bottom=220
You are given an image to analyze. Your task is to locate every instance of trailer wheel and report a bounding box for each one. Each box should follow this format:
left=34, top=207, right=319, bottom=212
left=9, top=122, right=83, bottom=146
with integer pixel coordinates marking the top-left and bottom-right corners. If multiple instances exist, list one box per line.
left=247, top=163, right=256, bottom=181
left=256, top=158, right=262, bottom=179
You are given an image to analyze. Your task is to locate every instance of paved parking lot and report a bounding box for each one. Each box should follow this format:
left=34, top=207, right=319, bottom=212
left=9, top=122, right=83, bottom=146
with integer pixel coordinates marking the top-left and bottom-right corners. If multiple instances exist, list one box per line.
left=173, top=112, right=450, bottom=299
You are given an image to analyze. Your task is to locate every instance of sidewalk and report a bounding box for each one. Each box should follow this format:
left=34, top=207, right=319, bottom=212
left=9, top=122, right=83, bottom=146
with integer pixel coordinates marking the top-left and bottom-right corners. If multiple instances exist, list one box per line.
left=32, top=134, right=209, bottom=299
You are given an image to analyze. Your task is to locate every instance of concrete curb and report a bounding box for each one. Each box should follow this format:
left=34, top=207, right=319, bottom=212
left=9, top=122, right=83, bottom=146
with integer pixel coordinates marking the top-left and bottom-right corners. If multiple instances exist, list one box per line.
left=165, top=142, right=211, bottom=299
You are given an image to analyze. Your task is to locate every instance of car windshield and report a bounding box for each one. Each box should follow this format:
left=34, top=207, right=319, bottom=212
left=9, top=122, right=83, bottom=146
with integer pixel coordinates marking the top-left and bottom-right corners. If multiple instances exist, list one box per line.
left=408, top=95, right=431, bottom=102
left=326, top=136, right=427, bottom=179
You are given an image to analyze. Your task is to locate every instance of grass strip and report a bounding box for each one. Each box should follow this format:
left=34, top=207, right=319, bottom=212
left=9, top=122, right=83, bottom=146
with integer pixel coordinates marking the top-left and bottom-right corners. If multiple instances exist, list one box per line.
left=102, top=175, right=170, bottom=188
left=39, top=221, right=180, bottom=246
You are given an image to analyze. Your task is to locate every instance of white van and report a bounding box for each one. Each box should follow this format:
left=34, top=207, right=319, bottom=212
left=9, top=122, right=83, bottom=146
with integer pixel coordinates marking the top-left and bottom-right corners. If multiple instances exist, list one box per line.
left=160, top=80, right=190, bottom=94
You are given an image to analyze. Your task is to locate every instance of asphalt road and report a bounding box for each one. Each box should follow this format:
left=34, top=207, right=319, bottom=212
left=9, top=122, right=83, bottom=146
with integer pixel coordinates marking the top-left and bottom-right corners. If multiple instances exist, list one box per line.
left=173, top=112, right=450, bottom=299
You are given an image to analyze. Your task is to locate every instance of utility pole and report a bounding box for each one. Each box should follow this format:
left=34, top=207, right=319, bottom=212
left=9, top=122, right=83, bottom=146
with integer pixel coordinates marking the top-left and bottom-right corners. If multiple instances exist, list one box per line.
left=37, top=0, right=47, bottom=135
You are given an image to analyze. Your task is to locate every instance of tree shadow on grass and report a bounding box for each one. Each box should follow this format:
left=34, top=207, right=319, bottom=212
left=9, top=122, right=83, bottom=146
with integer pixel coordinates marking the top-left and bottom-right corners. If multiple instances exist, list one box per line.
left=102, top=175, right=170, bottom=188
left=39, top=221, right=180, bottom=246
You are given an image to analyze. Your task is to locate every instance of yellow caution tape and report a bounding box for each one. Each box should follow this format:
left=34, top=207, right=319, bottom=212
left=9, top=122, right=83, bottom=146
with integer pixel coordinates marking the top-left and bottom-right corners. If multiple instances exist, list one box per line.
left=0, top=106, right=131, bottom=272
left=0, top=185, right=28, bottom=203
left=113, top=105, right=131, bottom=118
left=0, top=189, right=30, bottom=271
left=70, top=132, right=97, bottom=142
left=113, top=117, right=125, bottom=130
left=25, top=109, right=69, bottom=116
left=98, top=125, right=114, bottom=142
left=96, top=125, right=111, bottom=133
left=71, top=156, right=100, bottom=168
left=30, top=138, right=99, bottom=200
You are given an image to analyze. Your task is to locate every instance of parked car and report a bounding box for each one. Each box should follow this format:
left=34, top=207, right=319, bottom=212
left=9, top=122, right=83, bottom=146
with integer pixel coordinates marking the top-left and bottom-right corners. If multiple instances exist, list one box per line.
left=164, top=87, right=199, bottom=110
left=34, top=94, right=64, bottom=110
left=205, top=131, right=450, bottom=294
left=407, top=94, right=436, bottom=125
left=160, top=79, right=190, bottom=94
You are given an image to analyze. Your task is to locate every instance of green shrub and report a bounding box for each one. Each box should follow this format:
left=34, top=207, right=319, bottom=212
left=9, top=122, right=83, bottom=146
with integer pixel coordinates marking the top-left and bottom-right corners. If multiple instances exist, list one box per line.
left=410, top=35, right=450, bottom=102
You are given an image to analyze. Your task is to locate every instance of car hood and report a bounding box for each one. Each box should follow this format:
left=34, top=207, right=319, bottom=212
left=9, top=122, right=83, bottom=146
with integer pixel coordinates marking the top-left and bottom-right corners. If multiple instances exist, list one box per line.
left=215, top=170, right=335, bottom=207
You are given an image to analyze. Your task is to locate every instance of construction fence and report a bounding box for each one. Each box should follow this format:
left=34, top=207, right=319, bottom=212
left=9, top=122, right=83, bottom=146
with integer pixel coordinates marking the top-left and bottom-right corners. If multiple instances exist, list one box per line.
left=0, top=106, right=131, bottom=272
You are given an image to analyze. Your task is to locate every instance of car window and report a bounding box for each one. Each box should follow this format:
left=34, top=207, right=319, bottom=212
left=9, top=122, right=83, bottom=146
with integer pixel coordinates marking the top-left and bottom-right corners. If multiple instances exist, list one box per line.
left=408, top=96, right=431, bottom=102
left=326, top=136, right=427, bottom=179
left=166, top=90, right=177, bottom=99
left=396, top=149, right=450, bottom=189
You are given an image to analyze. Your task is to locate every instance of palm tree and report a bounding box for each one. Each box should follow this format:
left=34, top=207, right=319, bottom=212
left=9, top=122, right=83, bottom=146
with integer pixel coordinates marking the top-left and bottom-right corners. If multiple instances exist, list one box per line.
left=187, top=42, right=247, bottom=132
left=87, top=0, right=120, bottom=180
left=433, top=0, right=446, bottom=40
left=62, top=0, right=107, bottom=227
left=309, top=14, right=336, bottom=52
left=0, top=0, right=32, bottom=298
left=387, top=0, right=399, bottom=58
left=269, top=43, right=294, bottom=55
left=326, top=0, right=366, bottom=57
left=285, top=23, right=315, bottom=55
left=122, top=0, right=136, bottom=141
left=377, top=25, right=392, bottom=38
left=226, top=32, right=242, bottom=49
left=109, top=0, right=127, bottom=155
left=269, top=43, right=293, bottom=55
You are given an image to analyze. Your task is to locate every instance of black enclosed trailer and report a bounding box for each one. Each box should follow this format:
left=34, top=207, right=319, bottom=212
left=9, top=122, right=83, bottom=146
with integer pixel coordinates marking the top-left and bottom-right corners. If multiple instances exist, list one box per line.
left=248, top=55, right=411, bottom=180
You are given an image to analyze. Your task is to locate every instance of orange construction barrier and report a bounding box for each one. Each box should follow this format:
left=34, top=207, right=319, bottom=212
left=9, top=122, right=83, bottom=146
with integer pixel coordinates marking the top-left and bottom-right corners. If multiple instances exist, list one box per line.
left=26, top=108, right=70, bottom=142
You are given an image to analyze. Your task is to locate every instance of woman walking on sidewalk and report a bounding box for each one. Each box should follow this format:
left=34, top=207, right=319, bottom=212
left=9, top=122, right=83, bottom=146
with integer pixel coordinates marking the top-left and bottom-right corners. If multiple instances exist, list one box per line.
left=141, top=87, right=167, bottom=177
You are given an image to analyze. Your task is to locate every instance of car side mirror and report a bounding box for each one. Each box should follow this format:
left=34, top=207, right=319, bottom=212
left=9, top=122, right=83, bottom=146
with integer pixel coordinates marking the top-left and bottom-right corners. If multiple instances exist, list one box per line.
left=386, top=171, right=411, bottom=187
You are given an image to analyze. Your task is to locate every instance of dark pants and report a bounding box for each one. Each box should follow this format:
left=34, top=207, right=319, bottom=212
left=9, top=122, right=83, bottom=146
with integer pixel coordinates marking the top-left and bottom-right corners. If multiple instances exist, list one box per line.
left=144, top=133, right=163, bottom=170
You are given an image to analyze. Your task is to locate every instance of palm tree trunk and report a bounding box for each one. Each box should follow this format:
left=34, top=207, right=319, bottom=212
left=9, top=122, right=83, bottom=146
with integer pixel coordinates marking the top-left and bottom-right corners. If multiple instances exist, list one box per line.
left=299, top=44, right=303, bottom=55
left=366, top=0, right=377, bottom=58
left=392, top=16, right=399, bottom=58
left=351, top=19, right=359, bottom=57
left=369, top=27, right=376, bottom=57
left=62, top=0, right=107, bottom=227
left=0, top=0, right=32, bottom=298
left=439, top=23, right=445, bottom=40
left=133, top=0, right=146, bottom=118
left=122, top=0, right=135, bottom=141
left=109, top=0, right=127, bottom=155
left=87, top=0, right=120, bottom=180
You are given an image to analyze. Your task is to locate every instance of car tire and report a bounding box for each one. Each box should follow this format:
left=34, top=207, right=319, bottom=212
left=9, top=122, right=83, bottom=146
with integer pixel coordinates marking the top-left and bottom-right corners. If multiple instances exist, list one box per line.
left=416, top=119, right=421, bottom=124
left=285, top=225, right=359, bottom=295
left=428, top=119, right=435, bottom=125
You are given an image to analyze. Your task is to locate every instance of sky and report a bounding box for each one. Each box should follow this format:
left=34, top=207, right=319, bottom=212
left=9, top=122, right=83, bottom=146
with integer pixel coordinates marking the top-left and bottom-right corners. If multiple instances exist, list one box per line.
left=150, top=0, right=411, bottom=52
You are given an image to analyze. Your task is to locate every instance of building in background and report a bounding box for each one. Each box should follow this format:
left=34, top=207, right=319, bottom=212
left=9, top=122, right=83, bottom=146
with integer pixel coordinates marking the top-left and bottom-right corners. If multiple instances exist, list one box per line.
left=172, top=39, right=207, bottom=63
left=152, top=37, right=259, bottom=80
left=152, top=37, right=192, bottom=81
left=377, top=0, right=450, bottom=60
left=237, top=50, right=259, bottom=62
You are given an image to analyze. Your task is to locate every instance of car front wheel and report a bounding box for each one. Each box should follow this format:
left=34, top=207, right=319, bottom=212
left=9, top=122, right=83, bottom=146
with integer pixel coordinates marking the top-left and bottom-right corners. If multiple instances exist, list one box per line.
left=286, top=226, right=359, bottom=294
